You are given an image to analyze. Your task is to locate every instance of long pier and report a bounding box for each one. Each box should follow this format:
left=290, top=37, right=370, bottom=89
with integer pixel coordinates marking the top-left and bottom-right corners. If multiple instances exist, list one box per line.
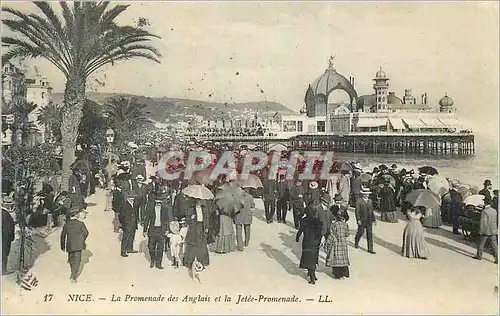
left=186, top=132, right=475, bottom=156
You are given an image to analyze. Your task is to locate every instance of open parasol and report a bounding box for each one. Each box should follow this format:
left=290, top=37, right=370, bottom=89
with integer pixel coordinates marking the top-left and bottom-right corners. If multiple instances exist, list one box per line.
left=405, top=189, right=441, bottom=210
left=268, top=143, right=287, bottom=152
left=457, top=185, right=472, bottom=199
left=215, top=184, right=245, bottom=212
left=427, top=175, right=450, bottom=196
left=182, top=184, right=214, bottom=200
left=463, top=194, right=485, bottom=207
left=418, top=166, right=438, bottom=175
left=236, top=174, right=263, bottom=189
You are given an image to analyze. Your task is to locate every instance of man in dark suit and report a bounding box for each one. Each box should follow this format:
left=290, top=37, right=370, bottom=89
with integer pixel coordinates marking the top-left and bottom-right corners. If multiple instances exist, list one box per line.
left=311, top=193, right=332, bottom=238
left=449, top=181, right=463, bottom=235
left=60, top=209, right=89, bottom=283
left=113, top=182, right=138, bottom=257
left=277, top=175, right=289, bottom=223
left=262, top=177, right=278, bottom=223
left=289, top=180, right=306, bottom=229
left=132, top=175, right=149, bottom=226
left=2, top=209, right=15, bottom=275
left=143, top=190, right=172, bottom=269
left=350, top=170, right=362, bottom=207
left=479, top=179, right=493, bottom=202
left=354, top=188, right=376, bottom=254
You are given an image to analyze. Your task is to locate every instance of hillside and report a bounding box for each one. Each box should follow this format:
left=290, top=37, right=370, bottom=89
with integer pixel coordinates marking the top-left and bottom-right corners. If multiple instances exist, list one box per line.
left=51, top=92, right=296, bottom=122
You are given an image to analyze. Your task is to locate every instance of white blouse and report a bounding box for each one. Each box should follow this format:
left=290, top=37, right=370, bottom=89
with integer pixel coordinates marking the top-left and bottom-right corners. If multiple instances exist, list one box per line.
left=196, top=204, right=203, bottom=222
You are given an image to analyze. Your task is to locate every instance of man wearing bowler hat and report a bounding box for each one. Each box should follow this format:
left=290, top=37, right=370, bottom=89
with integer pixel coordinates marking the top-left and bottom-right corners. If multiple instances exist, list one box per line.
left=479, top=179, right=493, bottom=202
left=143, top=187, right=172, bottom=269
left=60, top=208, right=89, bottom=283
left=354, top=188, right=376, bottom=254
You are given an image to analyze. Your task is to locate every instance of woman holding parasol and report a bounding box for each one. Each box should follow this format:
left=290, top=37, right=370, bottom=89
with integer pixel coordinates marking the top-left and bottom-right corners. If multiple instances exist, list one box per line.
left=181, top=185, right=214, bottom=279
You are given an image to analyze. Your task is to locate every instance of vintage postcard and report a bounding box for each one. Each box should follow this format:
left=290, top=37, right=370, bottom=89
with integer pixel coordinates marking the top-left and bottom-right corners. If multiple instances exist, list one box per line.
left=1, top=1, right=498, bottom=315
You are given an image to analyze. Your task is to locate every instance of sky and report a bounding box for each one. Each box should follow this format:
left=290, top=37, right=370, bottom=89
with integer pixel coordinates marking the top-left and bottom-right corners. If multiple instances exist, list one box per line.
left=2, top=1, right=499, bottom=135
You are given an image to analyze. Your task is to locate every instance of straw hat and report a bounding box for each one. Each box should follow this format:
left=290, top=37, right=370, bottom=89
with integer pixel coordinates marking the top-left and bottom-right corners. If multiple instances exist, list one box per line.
left=360, top=187, right=372, bottom=195
left=309, top=181, right=318, bottom=189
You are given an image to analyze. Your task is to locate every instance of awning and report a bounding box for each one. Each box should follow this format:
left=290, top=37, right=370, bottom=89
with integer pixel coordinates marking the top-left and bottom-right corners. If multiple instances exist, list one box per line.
left=420, top=118, right=445, bottom=129
left=402, top=118, right=427, bottom=128
left=388, top=118, right=406, bottom=130
left=439, top=118, right=463, bottom=128
left=357, top=118, right=387, bottom=128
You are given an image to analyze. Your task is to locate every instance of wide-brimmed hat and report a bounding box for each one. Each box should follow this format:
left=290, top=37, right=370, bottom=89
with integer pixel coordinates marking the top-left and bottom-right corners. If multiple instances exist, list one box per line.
left=334, top=194, right=342, bottom=202
left=136, top=174, right=145, bottom=181
left=309, top=181, right=318, bottom=189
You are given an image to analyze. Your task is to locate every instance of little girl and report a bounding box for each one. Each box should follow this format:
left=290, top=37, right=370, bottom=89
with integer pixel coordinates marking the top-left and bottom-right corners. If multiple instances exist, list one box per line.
left=168, top=219, right=188, bottom=268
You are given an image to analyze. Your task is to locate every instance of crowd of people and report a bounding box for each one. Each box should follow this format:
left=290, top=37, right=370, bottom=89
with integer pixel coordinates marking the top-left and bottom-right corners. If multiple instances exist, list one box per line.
left=2, top=137, right=498, bottom=285
left=185, top=126, right=264, bottom=138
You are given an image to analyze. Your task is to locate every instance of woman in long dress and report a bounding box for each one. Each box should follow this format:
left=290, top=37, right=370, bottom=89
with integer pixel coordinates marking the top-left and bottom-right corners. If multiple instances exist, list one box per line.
left=296, top=207, right=322, bottom=284
left=183, top=199, right=210, bottom=273
left=402, top=207, right=430, bottom=259
left=422, top=205, right=442, bottom=228
left=211, top=205, right=236, bottom=254
left=324, top=206, right=350, bottom=279
left=379, top=180, right=398, bottom=223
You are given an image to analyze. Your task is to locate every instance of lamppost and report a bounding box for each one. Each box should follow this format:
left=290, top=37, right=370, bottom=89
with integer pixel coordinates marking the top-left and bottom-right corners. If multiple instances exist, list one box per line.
left=105, top=128, right=115, bottom=190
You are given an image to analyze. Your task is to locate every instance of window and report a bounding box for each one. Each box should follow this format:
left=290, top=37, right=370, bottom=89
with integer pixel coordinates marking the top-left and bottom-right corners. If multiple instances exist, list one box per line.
left=41, top=92, right=45, bottom=99
left=297, top=121, right=303, bottom=132
left=378, top=96, right=381, bottom=102
left=317, top=121, right=325, bottom=132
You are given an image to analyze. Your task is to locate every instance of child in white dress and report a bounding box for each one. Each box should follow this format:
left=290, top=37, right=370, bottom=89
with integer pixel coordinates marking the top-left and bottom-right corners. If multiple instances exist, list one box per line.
left=167, top=220, right=188, bottom=268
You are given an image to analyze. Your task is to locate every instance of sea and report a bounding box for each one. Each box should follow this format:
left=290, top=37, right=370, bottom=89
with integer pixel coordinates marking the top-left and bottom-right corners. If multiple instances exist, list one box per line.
left=333, top=133, right=499, bottom=189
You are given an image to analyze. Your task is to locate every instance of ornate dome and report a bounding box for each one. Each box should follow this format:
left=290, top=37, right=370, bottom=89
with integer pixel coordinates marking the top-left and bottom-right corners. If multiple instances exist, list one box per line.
left=439, top=94, right=454, bottom=107
left=375, top=67, right=387, bottom=79
left=309, top=66, right=358, bottom=103
left=388, top=94, right=403, bottom=104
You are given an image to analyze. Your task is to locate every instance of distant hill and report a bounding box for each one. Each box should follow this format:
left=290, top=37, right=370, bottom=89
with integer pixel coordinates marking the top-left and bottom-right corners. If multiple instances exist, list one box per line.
left=51, top=92, right=296, bottom=122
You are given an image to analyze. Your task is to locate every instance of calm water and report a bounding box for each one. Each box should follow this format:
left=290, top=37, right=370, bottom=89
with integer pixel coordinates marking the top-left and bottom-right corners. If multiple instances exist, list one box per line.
left=333, top=133, right=499, bottom=189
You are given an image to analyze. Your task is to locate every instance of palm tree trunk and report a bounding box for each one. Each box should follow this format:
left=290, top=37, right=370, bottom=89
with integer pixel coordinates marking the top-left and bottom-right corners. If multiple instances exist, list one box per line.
left=60, top=76, right=85, bottom=191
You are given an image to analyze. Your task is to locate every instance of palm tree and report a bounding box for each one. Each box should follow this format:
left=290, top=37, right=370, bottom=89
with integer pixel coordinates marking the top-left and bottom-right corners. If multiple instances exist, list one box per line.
left=104, top=95, right=152, bottom=146
left=2, top=2, right=161, bottom=190
left=37, top=101, right=62, bottom=143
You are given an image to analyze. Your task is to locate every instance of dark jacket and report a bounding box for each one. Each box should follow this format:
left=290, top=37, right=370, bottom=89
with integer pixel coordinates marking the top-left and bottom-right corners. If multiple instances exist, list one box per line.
left=113, top=189, right=137, bottom=229
left=277, top=181, right=289, bottom=200
left=296, top=216, right=322, bottom=270
left=143, top=201, right=172, bottom=236
left=2, top=209, right=15, bottom=245
left=60, top=219, right=88, bottom=252
left=289, top=185, right=305, bottom=205
left=355, top=198, right=376, bottom=226
left=185, top=203, right=210, bottom=246
left=311, top=203, right=332, bottom=237
left=262, top=179, right=277, bottom=200
left=350, top=177, right=362, bottom=195
left=479, top=188, right=492, bottom=202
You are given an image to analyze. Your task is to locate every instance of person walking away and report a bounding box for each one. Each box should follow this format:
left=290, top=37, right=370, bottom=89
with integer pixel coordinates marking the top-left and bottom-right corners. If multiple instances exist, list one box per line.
left=2, top=208, right=15, bottom=275
left=473, top=196, right=498, bottom=264
left=234, top=187, right=255, bottom=251
left=402, top=207, right=429, bottom=259
left=277, top=175, right=289, bottom=223
left=60, top=208, right=89, bottom=283
left=350, top=170, right=362, bottom=207
left=132, top=175, right=148, bottom=226
left=449, top=181, right=463, bottom=235
left=379, top=179, right=398, bottom=223
left=262, top=178, right=278, bottom=224
left=354, top=188, right=376, bottom=254
left=325, top=206, right=350, bottom=279
left=296, top=207, right=322, bottom=284
left=113, top=182, right=138, bottom=257
left=143, top=190, right=172, bottom=269
left=479, top=180, right=493, bottom=202
left=289, top=180, right=306, bottom=229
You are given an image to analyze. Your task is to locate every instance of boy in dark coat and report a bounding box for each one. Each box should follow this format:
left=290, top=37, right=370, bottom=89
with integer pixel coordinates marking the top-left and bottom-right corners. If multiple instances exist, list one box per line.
left=60, top=209, right=89, bottom=283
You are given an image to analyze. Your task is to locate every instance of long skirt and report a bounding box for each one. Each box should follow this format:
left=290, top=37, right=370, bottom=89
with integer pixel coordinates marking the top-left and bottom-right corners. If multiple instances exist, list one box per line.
left=183, top=222, right=209, bottom=267
left=332, top=266, right=350, bottom=279
left=299, top=246, right=320, bottom=270
left=381, top=211, right=398, bottom=223
left=211, top=214, right=236, bottom=254
left=422, top=207, right=442, bottom=228
left=402, top=220, right=430, bottom=259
